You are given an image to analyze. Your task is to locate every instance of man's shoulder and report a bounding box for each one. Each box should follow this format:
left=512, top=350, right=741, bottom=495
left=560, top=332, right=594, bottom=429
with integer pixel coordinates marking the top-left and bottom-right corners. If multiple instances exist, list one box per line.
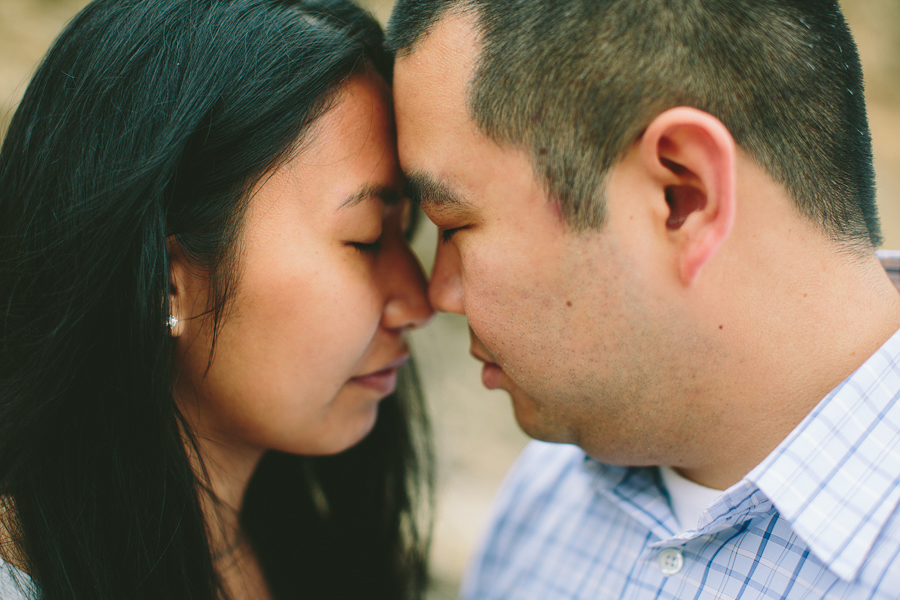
left=490, top=441, right=594, bottom=512
left=461, top=442, right=634, bottom=600
left=471, top=441, right=605, bottom=550
left=504, top=440, right=587, bottom=482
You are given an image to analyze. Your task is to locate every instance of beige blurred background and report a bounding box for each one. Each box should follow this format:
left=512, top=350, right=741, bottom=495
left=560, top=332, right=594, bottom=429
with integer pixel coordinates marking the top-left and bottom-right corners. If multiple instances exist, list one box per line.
left=1, top=1, right=898, bottom=598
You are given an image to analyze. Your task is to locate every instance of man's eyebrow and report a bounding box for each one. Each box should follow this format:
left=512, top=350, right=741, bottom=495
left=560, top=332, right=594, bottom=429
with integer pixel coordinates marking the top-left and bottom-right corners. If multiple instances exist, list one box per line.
left=403, top=171, right=468, bottom=211
left=339, top=184, right=401, bottom=210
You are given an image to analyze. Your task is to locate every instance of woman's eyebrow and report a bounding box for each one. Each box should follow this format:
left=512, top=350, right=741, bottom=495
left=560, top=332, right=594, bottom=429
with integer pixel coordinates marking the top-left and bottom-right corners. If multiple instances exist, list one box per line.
left=339, top=184, right=402, bottom=209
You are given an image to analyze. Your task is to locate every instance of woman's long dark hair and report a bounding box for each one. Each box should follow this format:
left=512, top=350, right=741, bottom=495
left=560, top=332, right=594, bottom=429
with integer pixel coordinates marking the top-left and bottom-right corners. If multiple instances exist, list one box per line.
left=0, top=1, right=432, bottom=598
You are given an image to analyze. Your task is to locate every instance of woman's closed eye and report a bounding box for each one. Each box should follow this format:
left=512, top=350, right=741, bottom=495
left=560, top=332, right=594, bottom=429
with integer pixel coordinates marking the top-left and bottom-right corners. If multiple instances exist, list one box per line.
left=349, top=237, right=382, bottom=255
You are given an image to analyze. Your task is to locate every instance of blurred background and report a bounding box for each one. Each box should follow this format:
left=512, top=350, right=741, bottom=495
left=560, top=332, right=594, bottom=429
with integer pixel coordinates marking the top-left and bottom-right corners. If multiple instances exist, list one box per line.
left=1, top=0, right=898, bottom=597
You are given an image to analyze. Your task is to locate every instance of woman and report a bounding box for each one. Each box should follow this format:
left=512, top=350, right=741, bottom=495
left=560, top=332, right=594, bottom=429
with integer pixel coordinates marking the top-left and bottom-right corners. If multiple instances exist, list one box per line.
left=0, top=0, right=434, bottom=598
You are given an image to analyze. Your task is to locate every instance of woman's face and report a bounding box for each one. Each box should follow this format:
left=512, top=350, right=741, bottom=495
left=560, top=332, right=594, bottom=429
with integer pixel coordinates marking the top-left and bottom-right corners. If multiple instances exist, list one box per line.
left=172, top=73, right=433, bottom=457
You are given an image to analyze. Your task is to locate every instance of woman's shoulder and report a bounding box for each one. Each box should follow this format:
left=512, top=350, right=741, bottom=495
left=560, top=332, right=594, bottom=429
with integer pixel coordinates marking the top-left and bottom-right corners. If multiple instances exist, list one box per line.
left=0, top=504, right=33, bottom=600
left=0, top=556, right=33, bottom=600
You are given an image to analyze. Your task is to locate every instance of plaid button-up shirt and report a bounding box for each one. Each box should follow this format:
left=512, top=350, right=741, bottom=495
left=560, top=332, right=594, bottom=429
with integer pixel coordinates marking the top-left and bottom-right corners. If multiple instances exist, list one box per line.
left=462, top=252, right=900, bottom=600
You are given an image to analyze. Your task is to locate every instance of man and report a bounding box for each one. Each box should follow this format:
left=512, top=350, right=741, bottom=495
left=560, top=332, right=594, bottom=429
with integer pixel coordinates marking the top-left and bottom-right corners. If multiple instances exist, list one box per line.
left=386, top=1, right=900, bottom=598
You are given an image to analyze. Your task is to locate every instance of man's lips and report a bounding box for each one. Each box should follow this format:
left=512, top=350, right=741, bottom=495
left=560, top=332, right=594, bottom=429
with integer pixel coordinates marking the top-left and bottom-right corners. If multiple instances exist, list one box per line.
left=469, top=345, right=505, bottom=390
left=350, top=354, right=410, bottom=395
left=470, top=348, right=497, bottom=366
left=469, top=329, right=497, bottom=364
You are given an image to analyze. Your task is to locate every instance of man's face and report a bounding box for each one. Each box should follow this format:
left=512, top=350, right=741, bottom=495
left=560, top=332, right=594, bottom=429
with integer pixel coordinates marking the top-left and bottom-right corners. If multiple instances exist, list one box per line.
left=393, top=14, right=708, bottom=461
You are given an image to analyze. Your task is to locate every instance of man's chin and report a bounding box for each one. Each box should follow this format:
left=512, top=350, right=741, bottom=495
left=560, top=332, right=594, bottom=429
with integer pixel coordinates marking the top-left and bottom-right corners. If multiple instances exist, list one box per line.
left=495, top=377, right=573, bottom=445
left=475, top=353, right=575, bottom=443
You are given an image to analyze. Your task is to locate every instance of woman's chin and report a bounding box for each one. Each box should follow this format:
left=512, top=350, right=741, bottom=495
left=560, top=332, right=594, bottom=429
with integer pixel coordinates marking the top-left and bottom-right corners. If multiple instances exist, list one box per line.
left=283, top=405, right=380, bottom=457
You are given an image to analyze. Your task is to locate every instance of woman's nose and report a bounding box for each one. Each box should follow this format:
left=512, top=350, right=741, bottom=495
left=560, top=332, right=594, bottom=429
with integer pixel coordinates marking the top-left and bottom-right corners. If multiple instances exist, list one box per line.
left=380, top=237, right=435, bottom=331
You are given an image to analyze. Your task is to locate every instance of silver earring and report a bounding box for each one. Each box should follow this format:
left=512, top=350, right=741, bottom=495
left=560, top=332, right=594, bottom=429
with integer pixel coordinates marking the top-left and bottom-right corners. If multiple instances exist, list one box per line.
left=167, top=315, right=179, bottom=330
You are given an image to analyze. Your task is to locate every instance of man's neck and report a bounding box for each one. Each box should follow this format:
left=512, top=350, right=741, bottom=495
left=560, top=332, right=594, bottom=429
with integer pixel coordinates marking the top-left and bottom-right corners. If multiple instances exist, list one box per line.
left=678, top=243, right=900, bottom=490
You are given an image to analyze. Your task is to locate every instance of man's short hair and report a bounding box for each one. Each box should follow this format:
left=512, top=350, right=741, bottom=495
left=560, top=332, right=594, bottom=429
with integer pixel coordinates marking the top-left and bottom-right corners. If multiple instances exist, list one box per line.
left=387, top=0, right=881, bottom=248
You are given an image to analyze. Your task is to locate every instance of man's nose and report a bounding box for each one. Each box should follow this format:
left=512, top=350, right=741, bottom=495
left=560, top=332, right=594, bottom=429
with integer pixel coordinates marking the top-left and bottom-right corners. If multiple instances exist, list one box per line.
left=428, top=239, right=465, bottom=315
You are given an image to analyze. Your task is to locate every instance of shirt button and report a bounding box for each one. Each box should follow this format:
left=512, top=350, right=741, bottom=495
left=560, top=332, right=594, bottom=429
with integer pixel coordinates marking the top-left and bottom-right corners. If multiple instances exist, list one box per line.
left=658, top=548, right=684, bottom=576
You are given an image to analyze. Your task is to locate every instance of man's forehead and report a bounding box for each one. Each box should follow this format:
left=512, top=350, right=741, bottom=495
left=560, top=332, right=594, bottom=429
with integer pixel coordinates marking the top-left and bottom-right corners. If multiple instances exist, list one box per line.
left=393, top=12, right=485, bottom=192
left=394, top=12, right=480, bottom=102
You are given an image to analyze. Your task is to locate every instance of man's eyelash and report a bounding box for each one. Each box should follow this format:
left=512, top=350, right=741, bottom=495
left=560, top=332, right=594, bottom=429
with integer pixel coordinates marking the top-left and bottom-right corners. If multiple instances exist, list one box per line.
left=441, top=228, right=461, bottom=243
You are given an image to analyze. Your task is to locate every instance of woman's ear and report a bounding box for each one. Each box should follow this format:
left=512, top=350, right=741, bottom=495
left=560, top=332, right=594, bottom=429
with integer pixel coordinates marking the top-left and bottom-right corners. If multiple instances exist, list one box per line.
left=166, top=237, right=188, bottom=338
left=639, top=107, right=736, bottom=285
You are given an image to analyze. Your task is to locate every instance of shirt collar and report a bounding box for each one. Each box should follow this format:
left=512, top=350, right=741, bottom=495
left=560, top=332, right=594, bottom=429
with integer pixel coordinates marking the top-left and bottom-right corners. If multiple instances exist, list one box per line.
left=746, top=326, right=900, bottom=581
left=584, top=461, right=682, bottom=541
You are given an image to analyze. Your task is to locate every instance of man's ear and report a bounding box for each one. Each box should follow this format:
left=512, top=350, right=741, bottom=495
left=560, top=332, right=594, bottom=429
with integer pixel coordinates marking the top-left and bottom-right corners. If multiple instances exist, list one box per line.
left=639, top=107, right=736, bottom=285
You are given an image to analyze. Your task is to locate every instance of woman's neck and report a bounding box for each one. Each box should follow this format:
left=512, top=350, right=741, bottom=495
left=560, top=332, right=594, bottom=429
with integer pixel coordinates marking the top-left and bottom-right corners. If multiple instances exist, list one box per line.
left=188, top=435, right=271, bottom=600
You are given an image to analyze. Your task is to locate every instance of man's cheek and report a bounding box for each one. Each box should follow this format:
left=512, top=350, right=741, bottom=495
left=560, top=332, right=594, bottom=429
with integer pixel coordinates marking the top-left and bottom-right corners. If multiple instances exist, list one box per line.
left=468, top=309, right=519, bottom=369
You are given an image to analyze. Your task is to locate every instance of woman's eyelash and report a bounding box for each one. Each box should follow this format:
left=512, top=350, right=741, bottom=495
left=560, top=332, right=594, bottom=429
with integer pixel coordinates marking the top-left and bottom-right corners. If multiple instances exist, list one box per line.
left=349, top=239, right=382, bottom=255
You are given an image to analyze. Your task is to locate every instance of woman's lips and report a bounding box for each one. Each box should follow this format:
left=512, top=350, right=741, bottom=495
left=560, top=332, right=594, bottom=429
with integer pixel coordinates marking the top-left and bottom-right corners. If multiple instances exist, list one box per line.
left=350, top=354, right=410, bottom=395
